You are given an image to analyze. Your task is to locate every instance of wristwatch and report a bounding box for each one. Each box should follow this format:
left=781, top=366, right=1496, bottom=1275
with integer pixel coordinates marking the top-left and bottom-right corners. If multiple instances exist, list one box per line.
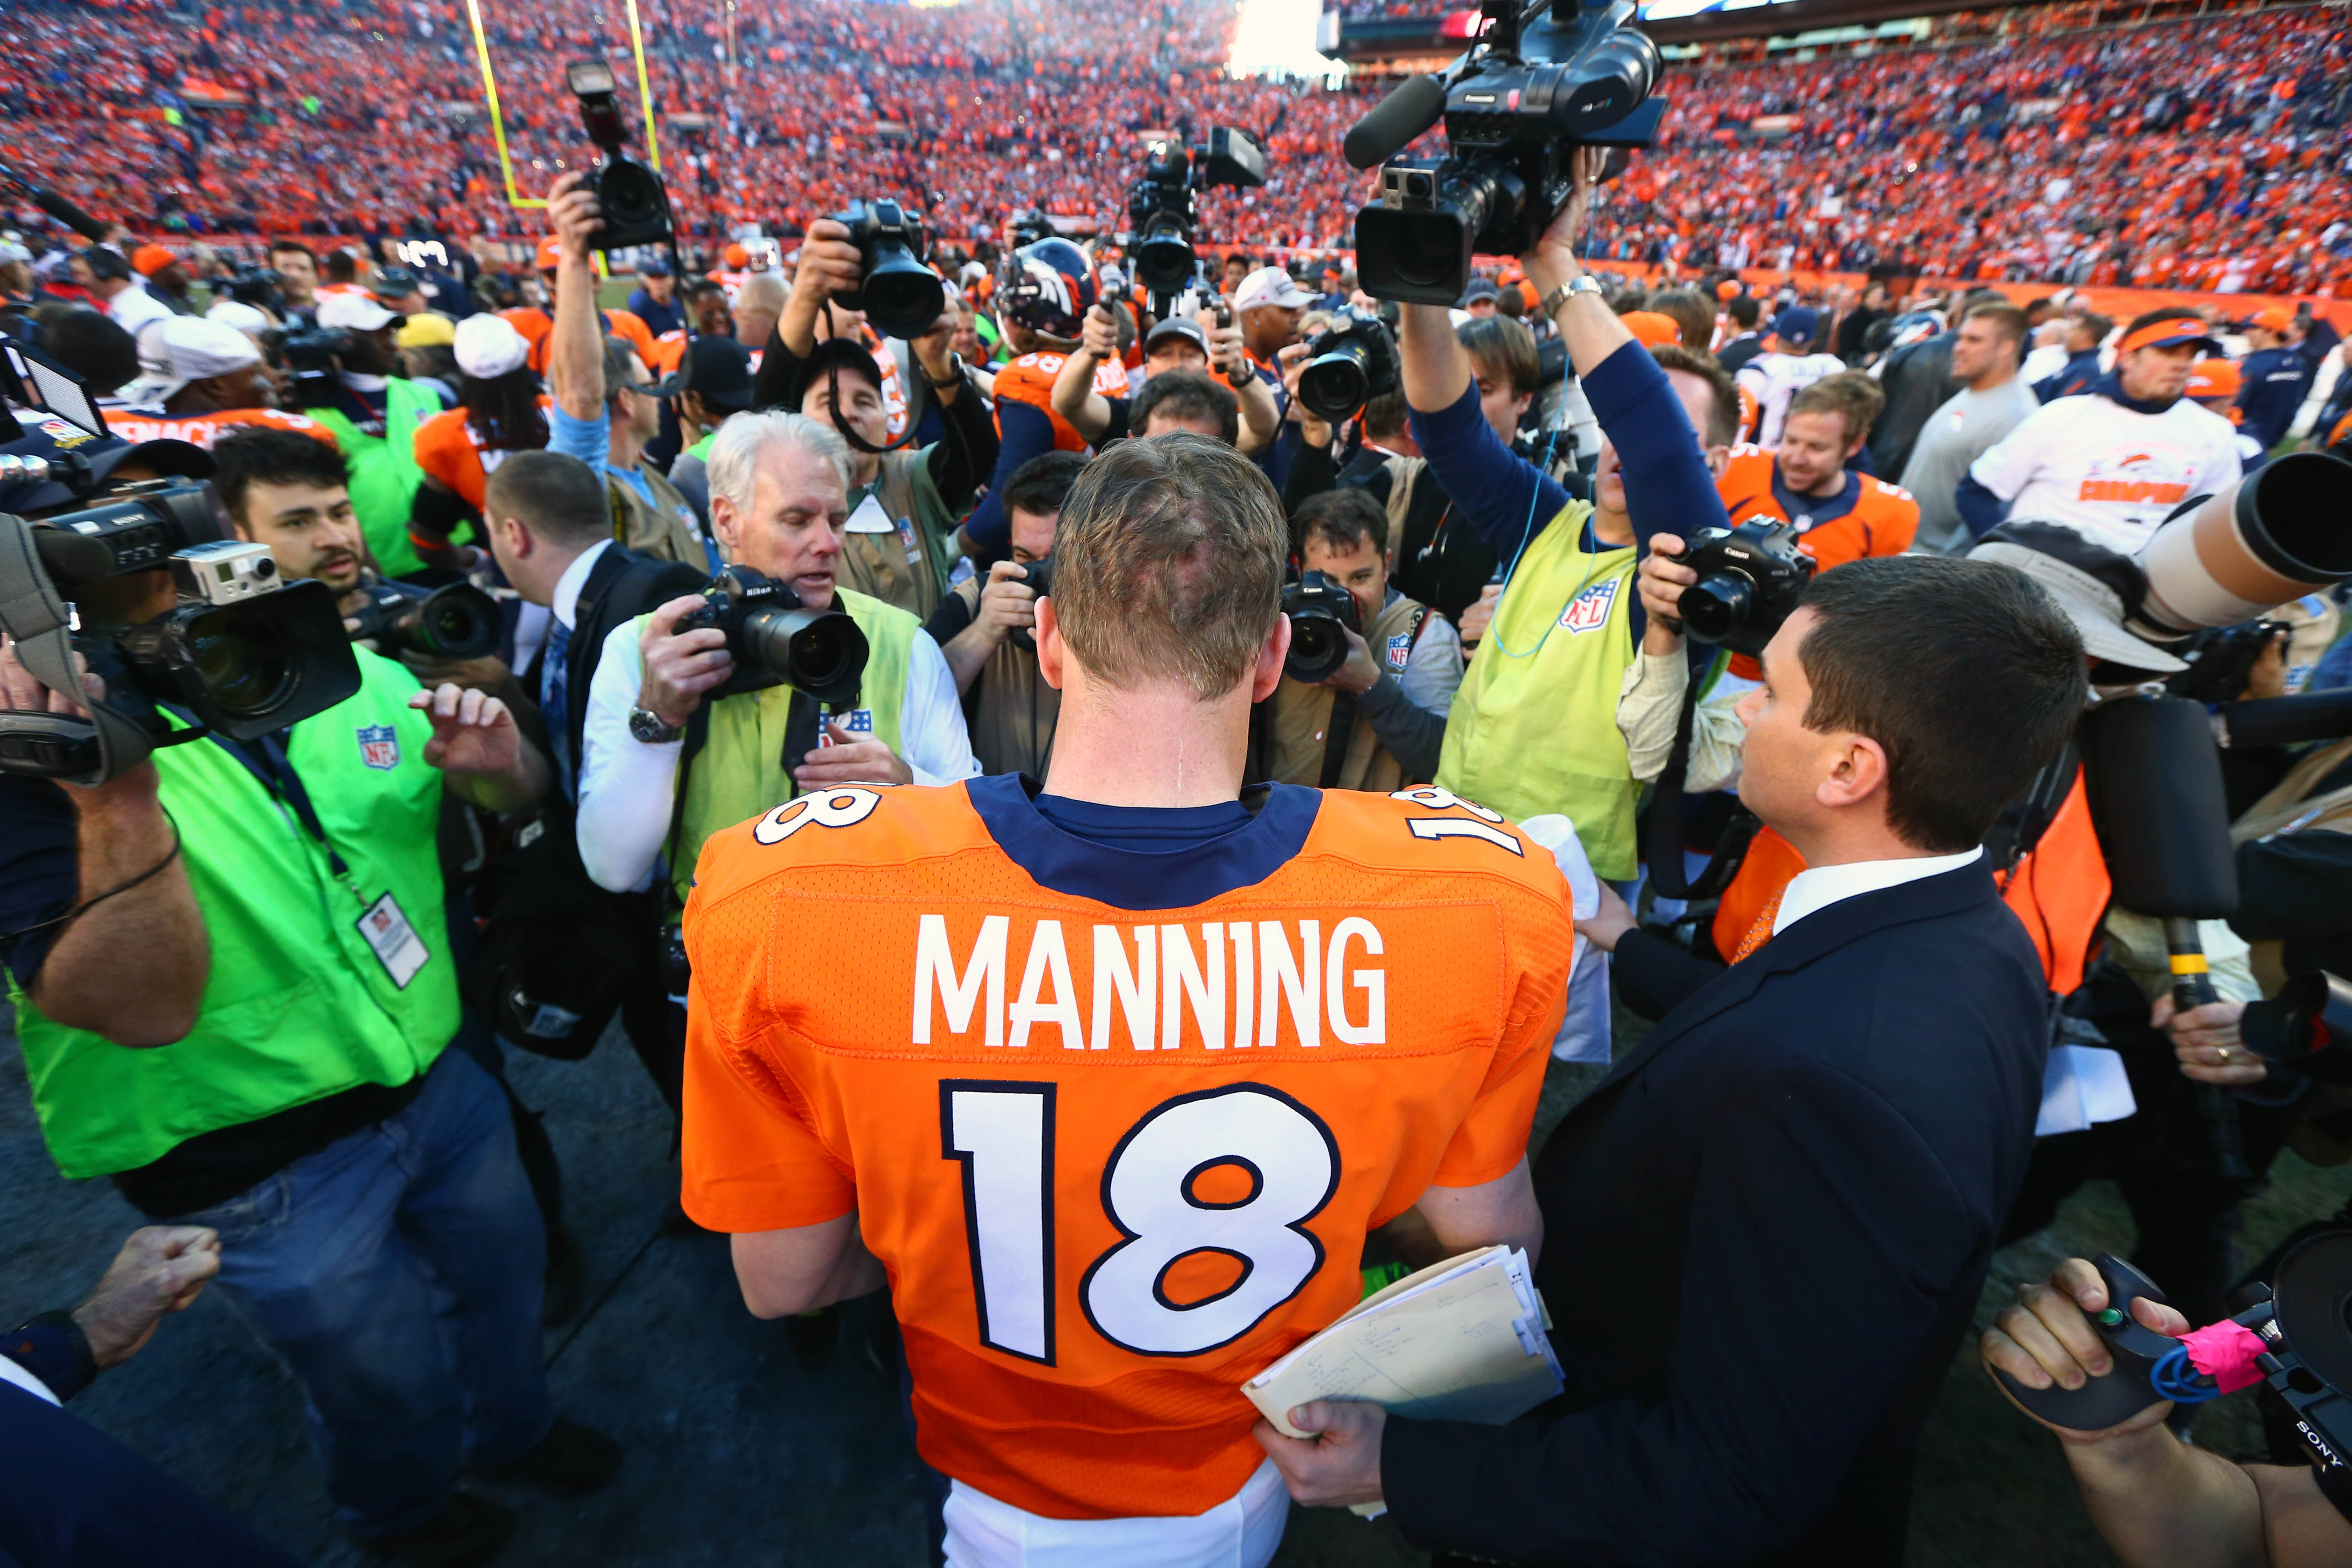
left=628, top=706, right=684, bottom=745
left=1539, top=274, right=1604, bottom=318
left=925, top=352, right=965, bottom=391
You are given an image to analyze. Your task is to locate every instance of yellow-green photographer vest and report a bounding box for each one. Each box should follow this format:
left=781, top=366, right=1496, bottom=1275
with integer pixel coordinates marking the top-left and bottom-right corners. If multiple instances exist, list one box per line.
left=309, top=377, right=439, bottom=579
left=660, top=586, right=918, bottom=902
left=1436, top=501, right=1641, bottom=880
left=10, top=650, right=455, bottom=1180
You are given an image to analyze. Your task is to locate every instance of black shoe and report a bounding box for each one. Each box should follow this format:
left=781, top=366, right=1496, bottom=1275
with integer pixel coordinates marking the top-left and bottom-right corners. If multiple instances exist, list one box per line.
left=360, top=1490, right=518, bottom=1568
left=475, top=1418, right=623, bottom=1499
left=785, top=1303, right=840, bottom=1372
left=541, top=1229, right=587, bottom=1327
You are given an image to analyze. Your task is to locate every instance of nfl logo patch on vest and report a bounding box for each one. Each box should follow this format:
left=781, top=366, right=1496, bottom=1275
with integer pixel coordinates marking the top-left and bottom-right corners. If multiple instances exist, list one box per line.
left=1556, top=577, right=1622, bottom=635
left=356, top=724, right=401, bottom=770
left=819, top=709, right=877, bottom=746
left=1386, top=633, right=1412, bottom=670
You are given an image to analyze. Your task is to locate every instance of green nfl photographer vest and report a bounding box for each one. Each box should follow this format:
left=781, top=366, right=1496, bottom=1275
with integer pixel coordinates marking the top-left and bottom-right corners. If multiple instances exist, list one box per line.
left=310, top=378, right=439, bottom=579
left=1435, top=501, right=1641, bottom=880
left=658, top=587, right=918, bottom=902
left=10, top=651, right=456, bottom=1181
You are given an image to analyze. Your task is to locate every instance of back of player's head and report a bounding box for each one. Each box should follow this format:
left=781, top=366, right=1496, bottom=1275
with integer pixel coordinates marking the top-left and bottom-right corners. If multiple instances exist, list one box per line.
left=485, top=450, right=609, bottom=546
left=1292, top=486, right=1388, bottom=563
left=1052, top=434, right=1284, bottom=701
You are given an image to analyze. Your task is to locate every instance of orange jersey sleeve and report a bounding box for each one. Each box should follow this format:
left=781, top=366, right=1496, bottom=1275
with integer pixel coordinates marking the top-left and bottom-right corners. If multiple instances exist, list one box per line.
left=500, top=307, right=554, bottom=373
left=991, top=351, right=1128, bottom=453
left=104, top=407, right=338, bottom=450
left=603, top=307, right=658, bottom=366
left=680, top=779, right=1573, bottom=1521
left=410, top=407, right=486, bottom=506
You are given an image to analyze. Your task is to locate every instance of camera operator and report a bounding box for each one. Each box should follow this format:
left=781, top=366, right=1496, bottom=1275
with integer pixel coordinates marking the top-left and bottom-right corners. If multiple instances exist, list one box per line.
left=265, top=240, right=319, bottom=321
left=1049, top=302, right=1279, bottom=454
left=925, top=450, right=1084, bottom=776
left=106, top=315, right=339, bottom=451
left=292, top=290, right=441, bottom=580
left=0, top=447, right=620, bottom=1563
left=0, top=1226, right=314, bottom=1567
left=1393, top=147, right=1735, bottom=883
left=574, top=409, right=977, bottom=900
left=777, top=326, right=998, bottom=619
left=1958, top=310, right=2243, bottom=554
left=1979, top=1257, right=2352, bottom=1567
left=1261, top=488, right=1462, bottom=791
left=542, top=172, right=715, bottom=571
left=750, top=219, right=926, bottom=441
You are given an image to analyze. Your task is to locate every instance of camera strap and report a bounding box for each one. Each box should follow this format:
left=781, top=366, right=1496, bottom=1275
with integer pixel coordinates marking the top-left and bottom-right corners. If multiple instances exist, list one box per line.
left=0, top=516, right=156, bottom=786
left=1318, top=691, right=1358, bottom=791
left=1644, top=661, right=1759, bottom=902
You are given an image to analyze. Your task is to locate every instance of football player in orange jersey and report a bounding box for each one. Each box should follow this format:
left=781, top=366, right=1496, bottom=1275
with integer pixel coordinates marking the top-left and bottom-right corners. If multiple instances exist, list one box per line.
left=109, top=316, right=339, bottom=452
left=681, top=434, right=1577, bottom=1568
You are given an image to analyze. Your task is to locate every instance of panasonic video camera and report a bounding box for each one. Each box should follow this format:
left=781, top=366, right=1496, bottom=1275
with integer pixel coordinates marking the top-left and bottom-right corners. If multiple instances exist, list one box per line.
left=834, top=199, right=946, bottom=342
left=0, top=349, right=360, bottom=784
left=568, top=59, right=675, bottom=252
left=1126, top=128, right=1268, bottom=313
left=672, top=565, right=869, bottom=706
left=1296, top=305, right=1401, bottom=424
left=1668, top=517, right=1814, bottom=657
left=1283, top=570, right=1362, bottom=684
left=1348, top=0, right=1663, bottom=306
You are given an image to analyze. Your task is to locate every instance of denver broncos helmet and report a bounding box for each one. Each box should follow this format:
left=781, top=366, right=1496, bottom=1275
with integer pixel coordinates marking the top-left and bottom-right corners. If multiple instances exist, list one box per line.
left=995, top=239, right=1097, bottom=342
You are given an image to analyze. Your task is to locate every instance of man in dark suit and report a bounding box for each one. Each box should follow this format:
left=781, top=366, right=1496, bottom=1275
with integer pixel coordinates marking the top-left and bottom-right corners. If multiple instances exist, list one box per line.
left=1257, top=554, right=2088, bottom=1565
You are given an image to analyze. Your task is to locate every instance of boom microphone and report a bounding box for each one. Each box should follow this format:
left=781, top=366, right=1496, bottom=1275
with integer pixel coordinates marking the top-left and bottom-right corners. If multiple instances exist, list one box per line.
left=1344, top=74, right=1449, bottom=171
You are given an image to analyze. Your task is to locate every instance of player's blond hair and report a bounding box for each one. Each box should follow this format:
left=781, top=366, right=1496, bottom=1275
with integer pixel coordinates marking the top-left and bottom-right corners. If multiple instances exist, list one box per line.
left=1050, top=434, right=1284, bottom=701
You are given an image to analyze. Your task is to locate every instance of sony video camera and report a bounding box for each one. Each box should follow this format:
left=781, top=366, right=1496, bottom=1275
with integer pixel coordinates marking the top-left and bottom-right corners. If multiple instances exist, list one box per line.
left=1126, top=128, right=1268, bottom=312
left=1348, top=0, right=1663, bottom=306
left=0, top=460, right=360, bottom=784
left=1668, top=517, right=1814, bottom=657
left=833, top=199, right=945, bottom=342
left=1296, top=305, right=1401, bottom=424
left=567, top=59, right=674, bottom=252
left=672, top=565, right=869, bottom=706
left=345, top=579, right=503, bottom=662
left=1283, top=570, right=1362, bottom=684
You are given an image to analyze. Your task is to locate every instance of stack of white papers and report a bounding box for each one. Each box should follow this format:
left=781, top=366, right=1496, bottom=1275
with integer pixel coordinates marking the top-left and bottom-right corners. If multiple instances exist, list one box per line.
left=1244, top=1245, right=1564, bottom=1438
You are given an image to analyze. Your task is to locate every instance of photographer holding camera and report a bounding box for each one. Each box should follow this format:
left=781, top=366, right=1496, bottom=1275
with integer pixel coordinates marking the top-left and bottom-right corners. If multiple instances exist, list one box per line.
left=1260, top=488, right=1462, bottom=790
left=0, top=433, right=619, bottom=1562
left=574, top=407, right=977, bottom=901
left=1048, top=302, right=1280, bottom=455
left=1392, top=148, right=1735, bottom=882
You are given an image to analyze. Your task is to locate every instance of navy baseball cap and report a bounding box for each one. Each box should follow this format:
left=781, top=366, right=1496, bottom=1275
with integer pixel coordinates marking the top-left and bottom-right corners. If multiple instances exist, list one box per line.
left=1770, top=305, right=1821, bottom=348
left=644, top=335, right=756, bottom=412
left=639, top=255, right=673, bottom=278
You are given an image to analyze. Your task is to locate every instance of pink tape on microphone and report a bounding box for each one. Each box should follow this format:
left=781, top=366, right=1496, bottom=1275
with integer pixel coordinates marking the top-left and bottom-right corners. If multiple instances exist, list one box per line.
left=2179, top=1320, right=2267, bottom=1394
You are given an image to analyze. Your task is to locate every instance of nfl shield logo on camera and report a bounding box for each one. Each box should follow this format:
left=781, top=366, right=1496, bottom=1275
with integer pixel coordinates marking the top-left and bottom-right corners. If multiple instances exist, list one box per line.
left=1385, top=633, right=1412, bottom=670
left=1556, top=578, right=1622, bottom=636
left=356, top=724, right=400, bottom=771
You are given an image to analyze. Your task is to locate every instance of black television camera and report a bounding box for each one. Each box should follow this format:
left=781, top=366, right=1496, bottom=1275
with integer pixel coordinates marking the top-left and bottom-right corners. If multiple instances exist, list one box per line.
left=1296, top=305, right=1401, bottom=424
left=567, top=59, right=675, bottom=252
left=833, top=199, right=945, bottom=342
left=0, top=458, right=361, bottom=785
left=1125, top=128, right=1268, bottom=314
left=345, top=580, right=503, bottom=662
left=1666, top=517, right=1813, bottom=657
left=221, top=264, right=285, bottom=315
left=1348, top=0, right=1664, bottom=306
left=1283, top=570, right=1362, bottom=684
left=1006, top=557, right=1050, bottom=654
left=274, top=326, right=351, bottom=408
left=673, top=565, right=869, bottom=705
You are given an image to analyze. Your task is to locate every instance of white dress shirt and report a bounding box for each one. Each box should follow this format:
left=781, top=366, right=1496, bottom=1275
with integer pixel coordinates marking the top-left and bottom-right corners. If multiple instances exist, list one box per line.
left=576, top=614, right=979, bottom=892
left=1773, top=845, right=1984, bottom=937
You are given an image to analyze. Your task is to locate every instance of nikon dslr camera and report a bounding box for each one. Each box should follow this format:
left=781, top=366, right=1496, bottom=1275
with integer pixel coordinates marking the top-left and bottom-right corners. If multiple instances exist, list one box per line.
left=673, top=565, right=869, bottom=705
left=1668, top=517, right=1813, bottom=657
left=1283, top=570, right=1362, bottom=684
left=1296, top=306, right=1401, bottom=424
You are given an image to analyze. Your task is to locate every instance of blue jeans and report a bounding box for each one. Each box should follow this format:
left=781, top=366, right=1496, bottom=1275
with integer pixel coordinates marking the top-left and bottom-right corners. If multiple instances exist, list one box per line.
left=169, top=1047, right=552, bottom=1539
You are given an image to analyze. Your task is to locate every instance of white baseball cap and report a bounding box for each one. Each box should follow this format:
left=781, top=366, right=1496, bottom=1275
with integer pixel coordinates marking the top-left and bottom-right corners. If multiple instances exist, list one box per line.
left=316, top=291, right=397, bottom=332
left=129, top=315, right=261, bottom=404
left=453, top=312, right=531, bottom=380
left=205, top=298, right=273, bottom=334
left=1233, top=266, right=1310, bottom=313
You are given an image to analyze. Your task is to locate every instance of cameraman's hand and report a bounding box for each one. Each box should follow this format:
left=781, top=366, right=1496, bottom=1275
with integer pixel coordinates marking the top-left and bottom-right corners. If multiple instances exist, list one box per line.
left=1277, top=341, right=1334, bottom=445
left=1078, top=303, right=1118, bottom=363
left=636, top=593, right=732, bottom=730
left=1521, top=146, right=1610, bottom=304
left=794, top=721, right=912, bottom=791
left=73, top=1226, right=220, bottom=1370
left=408, top=681, right=520, bottom=776
left=1319, top=627, right=1380, bottom=696
left=2153, top=995, right=2268, bottom=1088
left=0, top=636, right=164, bottom=804
left=1980, top=1258, right=2186, bottom=1443
left=1457, top=583, right=1501, bottom=649
left=1206, top=312, right=1250, bottom=385
left=974, top=559, right=1039, bottom=647
left=545, top=170, right=601, bottom=265
left=1637, top=534, right=1693, bottom=656
left=794, top=218, right=863, bottom=312
left=2245, top=634, right=2288, bottom=701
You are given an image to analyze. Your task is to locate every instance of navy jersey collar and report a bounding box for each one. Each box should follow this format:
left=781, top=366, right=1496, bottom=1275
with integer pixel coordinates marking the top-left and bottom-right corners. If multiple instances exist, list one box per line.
left=963, top=773, right=1322, bottom=911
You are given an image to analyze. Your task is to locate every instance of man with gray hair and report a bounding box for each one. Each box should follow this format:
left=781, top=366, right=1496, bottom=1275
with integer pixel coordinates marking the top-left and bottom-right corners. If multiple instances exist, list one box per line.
left=574, top=407, right=978, bottom=902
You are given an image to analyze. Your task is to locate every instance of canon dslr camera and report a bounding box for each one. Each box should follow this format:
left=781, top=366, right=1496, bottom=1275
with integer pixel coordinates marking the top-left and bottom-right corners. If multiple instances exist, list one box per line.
left=1283, top=570, right=1362, bottom=684
left=673, top=565, right=870, bottom=705
left=1296, top=306, right=1401, bottom=424
left=1668, top=517, right=1813, bottom=656
left=1007, top=556, right=1050, bottom=653
left=833, top=199, right=945, bottom=342
left=568, top=59, right=674, bottom=251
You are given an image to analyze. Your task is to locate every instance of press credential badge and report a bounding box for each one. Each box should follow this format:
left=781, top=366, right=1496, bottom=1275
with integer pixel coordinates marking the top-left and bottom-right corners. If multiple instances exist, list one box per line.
left=357, top=892, right=430, bottom=989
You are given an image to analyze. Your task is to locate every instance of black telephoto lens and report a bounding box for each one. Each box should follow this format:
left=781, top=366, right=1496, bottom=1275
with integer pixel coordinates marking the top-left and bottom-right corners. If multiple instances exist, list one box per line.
left=1298, top=345, right=1372, bottom=424
left=410, top=584, right=502, bottom=660
left=188, top=608, right=297, bottom=720
left=863, top=251, right=948, bottom=340
left=1288, top=618, right=1345, bottom=684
